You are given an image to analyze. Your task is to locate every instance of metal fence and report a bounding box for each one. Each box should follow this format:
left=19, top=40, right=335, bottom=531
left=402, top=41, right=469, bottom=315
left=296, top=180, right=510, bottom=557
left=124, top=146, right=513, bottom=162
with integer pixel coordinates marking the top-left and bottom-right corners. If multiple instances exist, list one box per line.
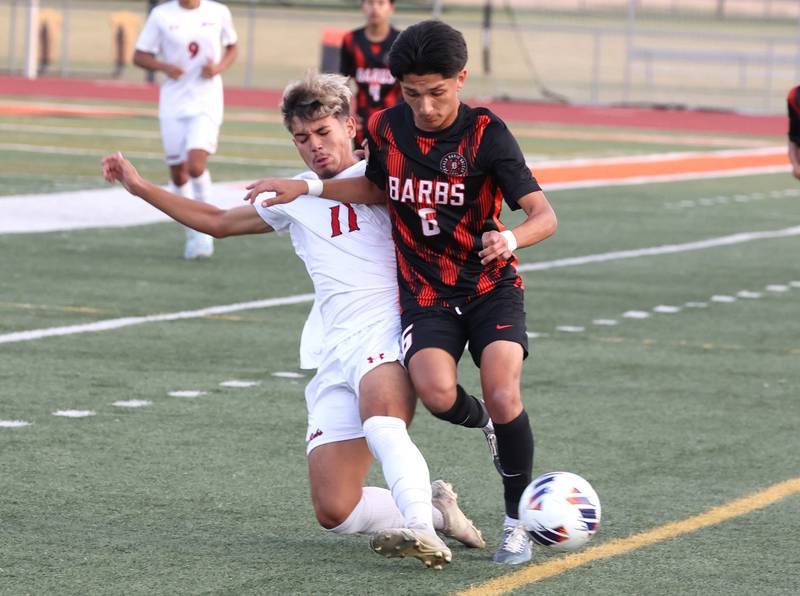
left=2, top=0, right=799, bottom=114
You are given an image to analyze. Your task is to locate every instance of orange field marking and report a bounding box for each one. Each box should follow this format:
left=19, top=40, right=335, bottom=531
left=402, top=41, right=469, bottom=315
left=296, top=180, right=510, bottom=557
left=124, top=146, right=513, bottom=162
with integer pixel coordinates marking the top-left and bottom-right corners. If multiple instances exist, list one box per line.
left=536, top=149, right=787, bottom=185
left=0, top=101, right=151, bottom=118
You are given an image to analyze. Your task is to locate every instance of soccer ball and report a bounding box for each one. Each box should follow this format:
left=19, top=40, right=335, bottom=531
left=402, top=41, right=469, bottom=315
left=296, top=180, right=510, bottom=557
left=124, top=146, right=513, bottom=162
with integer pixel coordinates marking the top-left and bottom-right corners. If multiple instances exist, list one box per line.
left=518, top=471, right=601, bottom=552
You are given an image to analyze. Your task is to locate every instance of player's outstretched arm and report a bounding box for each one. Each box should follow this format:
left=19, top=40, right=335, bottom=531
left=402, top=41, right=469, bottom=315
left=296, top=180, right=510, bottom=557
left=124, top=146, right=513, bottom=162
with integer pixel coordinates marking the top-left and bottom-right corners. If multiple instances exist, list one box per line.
left=244, top=175, right=385, bottom=208
left=479, top=190, right=557, bottom=265
left=102, top=153, right=271, bottom=238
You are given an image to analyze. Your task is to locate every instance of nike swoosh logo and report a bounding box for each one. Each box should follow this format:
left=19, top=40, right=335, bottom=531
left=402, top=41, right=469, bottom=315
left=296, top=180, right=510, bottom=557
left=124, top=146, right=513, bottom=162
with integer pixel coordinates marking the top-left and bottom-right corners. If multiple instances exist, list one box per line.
left=496, top=324, right=513, bottom=330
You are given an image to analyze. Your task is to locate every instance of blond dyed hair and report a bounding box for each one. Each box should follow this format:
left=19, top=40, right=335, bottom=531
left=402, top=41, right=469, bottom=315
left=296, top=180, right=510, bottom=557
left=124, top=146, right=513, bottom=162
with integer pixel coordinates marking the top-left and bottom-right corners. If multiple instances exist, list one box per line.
left=280, top=73, right=352, bottom=131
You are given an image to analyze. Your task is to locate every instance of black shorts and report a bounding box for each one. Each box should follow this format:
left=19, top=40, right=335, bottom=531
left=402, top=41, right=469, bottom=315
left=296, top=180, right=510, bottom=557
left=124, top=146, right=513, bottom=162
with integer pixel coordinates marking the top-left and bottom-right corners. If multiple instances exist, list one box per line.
left=400, top=284, right=529, bottom=368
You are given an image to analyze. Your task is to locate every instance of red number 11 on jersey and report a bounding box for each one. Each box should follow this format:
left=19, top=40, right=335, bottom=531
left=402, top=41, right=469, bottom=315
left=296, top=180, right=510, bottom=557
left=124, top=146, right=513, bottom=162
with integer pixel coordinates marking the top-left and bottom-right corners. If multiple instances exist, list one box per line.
left=329, top=204, right=360, bottom=237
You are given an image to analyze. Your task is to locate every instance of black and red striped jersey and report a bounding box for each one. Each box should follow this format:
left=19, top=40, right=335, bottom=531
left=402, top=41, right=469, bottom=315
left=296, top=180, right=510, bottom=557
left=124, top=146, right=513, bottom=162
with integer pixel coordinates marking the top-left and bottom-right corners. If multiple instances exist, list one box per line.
left=788, top=86, right=800, bottom=143
left=365, top=102, right=541, bottom=311
left=339, top=26, right=402, bottom=145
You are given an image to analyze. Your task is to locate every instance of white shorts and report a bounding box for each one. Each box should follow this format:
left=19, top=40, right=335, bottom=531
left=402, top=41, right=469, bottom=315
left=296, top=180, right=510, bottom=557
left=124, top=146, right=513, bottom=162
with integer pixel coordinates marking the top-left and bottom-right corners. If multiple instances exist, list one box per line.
left=304, top=317, right=402, bottom=455
left=159, top=113, right=220, bottom=166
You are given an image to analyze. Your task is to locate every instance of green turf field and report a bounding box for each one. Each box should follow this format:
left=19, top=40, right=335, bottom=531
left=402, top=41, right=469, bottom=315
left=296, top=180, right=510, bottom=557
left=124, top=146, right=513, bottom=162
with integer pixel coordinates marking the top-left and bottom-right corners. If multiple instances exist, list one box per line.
left=1, top=99, right=799, bottom=595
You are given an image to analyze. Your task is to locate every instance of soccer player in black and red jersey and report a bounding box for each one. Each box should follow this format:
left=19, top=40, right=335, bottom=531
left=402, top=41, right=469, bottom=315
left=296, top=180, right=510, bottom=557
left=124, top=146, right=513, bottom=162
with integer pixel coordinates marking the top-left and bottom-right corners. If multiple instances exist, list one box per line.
left=787, top=85, right=800, bottom=180
left=245, top=20, right=557, bottom=565
left=340, top=0, right=402, bottom=147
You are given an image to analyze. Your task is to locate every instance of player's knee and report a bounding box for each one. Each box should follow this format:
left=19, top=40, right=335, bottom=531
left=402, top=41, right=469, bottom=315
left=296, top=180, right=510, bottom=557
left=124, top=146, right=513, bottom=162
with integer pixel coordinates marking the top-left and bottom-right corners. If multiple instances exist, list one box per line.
left=312, top=499, right=354, bottom=531
left=187, top=164, right=206, bottom=179
left=485, top=387, right=522, bottom=422
left=416, top=379, right=457, bottom=413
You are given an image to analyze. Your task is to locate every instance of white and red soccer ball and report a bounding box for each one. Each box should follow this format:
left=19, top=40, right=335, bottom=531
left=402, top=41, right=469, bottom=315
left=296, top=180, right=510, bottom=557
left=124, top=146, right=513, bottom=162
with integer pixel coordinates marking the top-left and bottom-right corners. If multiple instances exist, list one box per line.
left=518, top=471, right=601, bottom=552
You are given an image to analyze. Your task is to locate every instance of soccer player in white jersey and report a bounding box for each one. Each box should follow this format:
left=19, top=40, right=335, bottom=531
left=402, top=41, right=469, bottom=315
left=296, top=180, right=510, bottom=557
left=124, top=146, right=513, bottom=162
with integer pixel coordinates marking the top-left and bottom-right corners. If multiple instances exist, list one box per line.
left=133, top=0, right=238, bottom=259
left=101, top=73, right=485, bottom=570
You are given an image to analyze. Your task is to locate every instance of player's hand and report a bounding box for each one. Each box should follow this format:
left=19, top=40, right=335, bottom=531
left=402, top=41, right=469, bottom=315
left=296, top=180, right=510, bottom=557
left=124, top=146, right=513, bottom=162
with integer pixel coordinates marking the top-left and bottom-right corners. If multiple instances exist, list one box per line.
left=164, top=64, right=183, bottom=80
left=201, top=59, right=219, bottom=79
left=102, top=152, right=144, bottom=195
left=479, top=230, right=514, bottom=266
left=243, top=178, right=306, bottom=208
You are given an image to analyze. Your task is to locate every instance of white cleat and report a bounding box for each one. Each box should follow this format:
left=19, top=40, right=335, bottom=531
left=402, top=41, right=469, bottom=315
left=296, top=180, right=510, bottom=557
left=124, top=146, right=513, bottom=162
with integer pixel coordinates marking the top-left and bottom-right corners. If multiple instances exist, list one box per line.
left=370, top=528, right=452, bottom=570
left=184, top=233, right=214, bottom=260
left=493, top=522, right=533, bottom=565
left=431, top=480, right=486, bottom=549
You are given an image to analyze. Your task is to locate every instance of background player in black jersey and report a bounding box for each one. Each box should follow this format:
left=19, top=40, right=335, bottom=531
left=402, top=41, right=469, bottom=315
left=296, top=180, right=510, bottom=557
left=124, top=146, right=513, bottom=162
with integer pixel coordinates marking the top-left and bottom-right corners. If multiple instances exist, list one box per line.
left=245, top=20, right=557, bottom=565
left=340, top=0, right=402, bottom=147
left=787, top=85, right=800, bottom=180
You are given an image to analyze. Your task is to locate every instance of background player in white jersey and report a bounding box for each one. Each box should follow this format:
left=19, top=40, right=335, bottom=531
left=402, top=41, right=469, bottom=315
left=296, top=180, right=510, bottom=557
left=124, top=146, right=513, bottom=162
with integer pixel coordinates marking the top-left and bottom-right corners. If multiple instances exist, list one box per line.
left=101, top=73, right=483, bottom=569
left=134, top=0, right=238, bottom=259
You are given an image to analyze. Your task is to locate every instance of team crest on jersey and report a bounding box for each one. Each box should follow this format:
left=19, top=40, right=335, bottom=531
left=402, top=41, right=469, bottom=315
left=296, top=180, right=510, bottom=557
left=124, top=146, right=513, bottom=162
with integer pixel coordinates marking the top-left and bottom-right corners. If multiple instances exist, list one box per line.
left=440, top=152, right=468, bottom=176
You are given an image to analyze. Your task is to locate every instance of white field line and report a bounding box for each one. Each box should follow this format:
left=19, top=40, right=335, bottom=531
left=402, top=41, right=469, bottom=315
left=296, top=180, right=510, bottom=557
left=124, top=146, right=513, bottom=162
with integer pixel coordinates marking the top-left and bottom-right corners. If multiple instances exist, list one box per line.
left=3, top=226, right=800, bottom=345
left=0, top=123, right=292, bottom=147
left=0, top=143, right=300, bottom=168
left=517, top=226, right=800, bottom=272
left=0, top=294, right=314, bottom=344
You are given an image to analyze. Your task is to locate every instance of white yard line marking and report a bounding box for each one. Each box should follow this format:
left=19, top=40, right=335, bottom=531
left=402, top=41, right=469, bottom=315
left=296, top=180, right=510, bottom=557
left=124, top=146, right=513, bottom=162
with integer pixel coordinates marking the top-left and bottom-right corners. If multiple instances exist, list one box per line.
left=556, top=325, right=585, bottom=333
left=220, top=380, right=261, bottom=388
left=592, top=319, right=619, bottom=326
left=623, top=310, right=652, bottom=319
left=685, top=302, right=708, bottom=308
left=272, top=371, right=305, bottom=378
left=0, top=294, right=314, bottom=344
left=518, top=226, right=800, bottom=272
left=766, top=284, right=789, bottom=292
left=0, top=143, right=299, bottom=168
left=664, top=188, right=800, bottom=210
left=168, top=390, right=208, bottom=398
left=0, top=420, right=31, bottom=428
left=0, top=123, right=291, bottom=146
left=653, top=305, right=681, bottom=314
left=711, top=295, right=737, bottom=303
left=737, top=291, right=763, bottom=299
left=2, top=226, right=798, bottom=346
left=112, top=400, right=152, bottom=408
left=52, top=409, right=95, bottom=418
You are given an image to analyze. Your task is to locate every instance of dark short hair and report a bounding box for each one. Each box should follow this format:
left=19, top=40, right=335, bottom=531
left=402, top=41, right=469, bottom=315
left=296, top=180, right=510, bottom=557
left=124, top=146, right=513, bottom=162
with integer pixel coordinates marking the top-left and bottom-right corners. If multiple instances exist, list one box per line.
left=388, top=20, right=468, bottom=80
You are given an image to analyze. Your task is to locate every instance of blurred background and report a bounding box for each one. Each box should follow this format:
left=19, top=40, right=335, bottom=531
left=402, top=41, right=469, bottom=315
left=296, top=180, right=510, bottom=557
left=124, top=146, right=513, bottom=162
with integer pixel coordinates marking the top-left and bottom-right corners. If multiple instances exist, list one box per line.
left=2, top=0, right=800, bottom=114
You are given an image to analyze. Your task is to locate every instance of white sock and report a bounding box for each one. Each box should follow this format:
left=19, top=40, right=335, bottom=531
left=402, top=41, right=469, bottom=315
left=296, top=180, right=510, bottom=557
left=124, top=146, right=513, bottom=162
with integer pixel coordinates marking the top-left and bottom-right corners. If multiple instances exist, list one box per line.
left=326, top=486, right=404, bottom=535
left=190, top=170, right=212, bottom=203
left=363, top=415, right=435, bottom=534
left=169, top=181, right=200, bottom=241
left=169, top=180, right=193, bottom=199
left=504, top=514, right=518, bottom=528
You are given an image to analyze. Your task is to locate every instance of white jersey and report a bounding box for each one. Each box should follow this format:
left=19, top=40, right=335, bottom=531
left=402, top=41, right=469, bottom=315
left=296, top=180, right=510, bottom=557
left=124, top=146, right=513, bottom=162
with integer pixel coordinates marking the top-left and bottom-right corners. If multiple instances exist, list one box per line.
left=135, top=0, right=237, bottom=124
left=254, top=160, right=399, bottom=369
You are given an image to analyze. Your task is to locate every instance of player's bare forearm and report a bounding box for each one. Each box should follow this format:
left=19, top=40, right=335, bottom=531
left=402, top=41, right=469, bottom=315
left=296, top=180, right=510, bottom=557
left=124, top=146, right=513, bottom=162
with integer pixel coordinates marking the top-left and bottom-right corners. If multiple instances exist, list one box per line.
left=319, top=176, right=386, bottom=204
left=513, top=191, right=558, bottom=248
left=245, top=175, right=385, bottom=208
left=132, top=50, right=182, bottom=79
left=218, top=44, right=238, bottom=73
left=478, top=190, right=556, bottom=265
left=103, top=153, right=269, bottom=237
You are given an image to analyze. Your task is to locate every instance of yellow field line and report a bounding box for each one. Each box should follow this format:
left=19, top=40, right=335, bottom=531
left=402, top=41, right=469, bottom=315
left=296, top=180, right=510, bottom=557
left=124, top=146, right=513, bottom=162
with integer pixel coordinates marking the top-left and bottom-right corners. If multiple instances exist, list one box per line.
left=457, top=477, right=800, bottom=596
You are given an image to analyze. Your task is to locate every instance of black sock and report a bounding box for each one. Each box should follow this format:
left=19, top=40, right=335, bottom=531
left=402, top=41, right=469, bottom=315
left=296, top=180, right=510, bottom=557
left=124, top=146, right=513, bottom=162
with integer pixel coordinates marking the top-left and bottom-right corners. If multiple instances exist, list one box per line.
left=494, top=409, right=534, bottom=519
left=429, top=384, right=490, bottom=428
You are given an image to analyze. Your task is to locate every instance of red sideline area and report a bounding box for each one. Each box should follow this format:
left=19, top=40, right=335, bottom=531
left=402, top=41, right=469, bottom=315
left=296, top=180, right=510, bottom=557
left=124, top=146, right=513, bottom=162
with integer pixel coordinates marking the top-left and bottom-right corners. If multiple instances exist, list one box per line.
left=0, top=75, right=785, bottom=136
